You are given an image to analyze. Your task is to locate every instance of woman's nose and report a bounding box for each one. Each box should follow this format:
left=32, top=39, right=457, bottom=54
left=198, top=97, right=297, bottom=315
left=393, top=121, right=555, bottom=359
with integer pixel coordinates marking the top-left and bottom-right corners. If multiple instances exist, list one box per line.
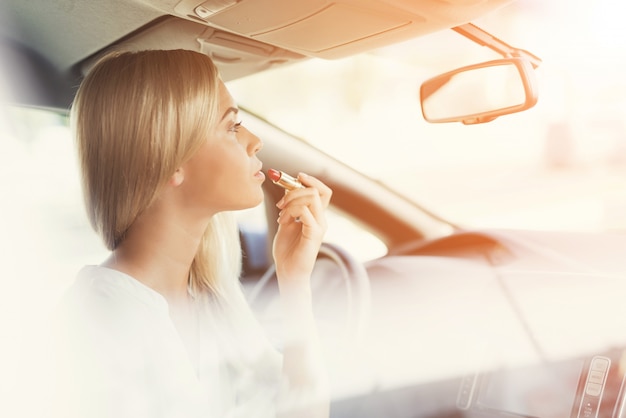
left=244, top=127, right=262, bottom=155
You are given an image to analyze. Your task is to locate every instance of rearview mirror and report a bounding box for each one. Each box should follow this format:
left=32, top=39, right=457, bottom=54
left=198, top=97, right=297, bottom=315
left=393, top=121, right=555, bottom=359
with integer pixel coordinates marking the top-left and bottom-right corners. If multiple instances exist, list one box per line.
left=420, top=58, right=538, bottom=124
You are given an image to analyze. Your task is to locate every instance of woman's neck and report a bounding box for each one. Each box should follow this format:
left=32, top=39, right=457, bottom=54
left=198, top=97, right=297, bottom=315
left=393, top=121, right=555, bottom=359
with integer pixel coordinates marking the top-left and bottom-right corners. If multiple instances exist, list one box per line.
left=101, top=201, right=210, bottom=306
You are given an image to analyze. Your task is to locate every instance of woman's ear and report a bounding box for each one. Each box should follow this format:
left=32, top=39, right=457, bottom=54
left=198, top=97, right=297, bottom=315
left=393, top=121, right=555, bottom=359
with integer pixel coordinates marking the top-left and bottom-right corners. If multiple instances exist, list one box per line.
left=169, top=168, right=185, bottom=187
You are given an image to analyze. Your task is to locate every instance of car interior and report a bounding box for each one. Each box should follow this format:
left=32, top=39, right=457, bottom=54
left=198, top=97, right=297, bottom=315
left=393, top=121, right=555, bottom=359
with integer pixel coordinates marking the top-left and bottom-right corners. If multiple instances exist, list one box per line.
left=4, top=1, right=626, bottom=417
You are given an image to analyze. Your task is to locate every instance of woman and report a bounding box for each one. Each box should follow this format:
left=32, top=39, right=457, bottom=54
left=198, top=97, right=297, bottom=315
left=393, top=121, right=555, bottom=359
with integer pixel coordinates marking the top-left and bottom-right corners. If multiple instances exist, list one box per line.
left=52, top=49, right=331, bottom=418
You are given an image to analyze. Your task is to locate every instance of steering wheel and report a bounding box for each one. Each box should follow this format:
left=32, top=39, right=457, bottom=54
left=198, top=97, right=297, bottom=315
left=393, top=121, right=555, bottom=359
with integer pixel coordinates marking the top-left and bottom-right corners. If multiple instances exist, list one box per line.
left=246, top=242, right=371, bottom=345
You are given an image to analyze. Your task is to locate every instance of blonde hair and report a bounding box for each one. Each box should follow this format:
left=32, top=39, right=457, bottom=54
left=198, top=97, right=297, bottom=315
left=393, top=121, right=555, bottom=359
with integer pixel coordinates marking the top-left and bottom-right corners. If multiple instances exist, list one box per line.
left=71, top=49, right=241, bottom=301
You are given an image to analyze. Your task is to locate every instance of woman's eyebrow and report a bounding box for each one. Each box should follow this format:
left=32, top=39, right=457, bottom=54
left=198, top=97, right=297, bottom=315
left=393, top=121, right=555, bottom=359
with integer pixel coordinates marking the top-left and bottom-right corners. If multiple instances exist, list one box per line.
left=221, top=107, right=239, bottom=121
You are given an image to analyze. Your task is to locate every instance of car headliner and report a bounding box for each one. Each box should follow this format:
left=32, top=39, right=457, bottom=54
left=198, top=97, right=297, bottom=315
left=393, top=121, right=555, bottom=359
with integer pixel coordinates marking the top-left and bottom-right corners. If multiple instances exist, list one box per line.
left=1, top=0, right=514, bottom=109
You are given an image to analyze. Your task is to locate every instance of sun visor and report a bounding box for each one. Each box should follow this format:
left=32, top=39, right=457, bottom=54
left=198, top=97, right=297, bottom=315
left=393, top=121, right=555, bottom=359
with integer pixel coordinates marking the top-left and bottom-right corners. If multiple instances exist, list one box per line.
left=173, top=0, right=514, bottom=59
left=82, top=17, right=306, bottom=82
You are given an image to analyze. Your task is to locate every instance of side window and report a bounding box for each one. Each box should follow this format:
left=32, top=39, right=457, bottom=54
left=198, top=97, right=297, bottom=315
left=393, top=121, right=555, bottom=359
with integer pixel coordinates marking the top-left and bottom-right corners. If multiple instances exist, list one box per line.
left=1, top=106, right=108, bottom=311
left=325, top=209, right=387, bottom=261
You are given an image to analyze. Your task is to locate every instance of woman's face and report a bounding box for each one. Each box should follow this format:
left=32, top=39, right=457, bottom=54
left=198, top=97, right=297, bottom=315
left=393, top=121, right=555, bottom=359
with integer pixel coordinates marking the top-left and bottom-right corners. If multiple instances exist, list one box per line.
left=177, top=81, right=265, bottom=215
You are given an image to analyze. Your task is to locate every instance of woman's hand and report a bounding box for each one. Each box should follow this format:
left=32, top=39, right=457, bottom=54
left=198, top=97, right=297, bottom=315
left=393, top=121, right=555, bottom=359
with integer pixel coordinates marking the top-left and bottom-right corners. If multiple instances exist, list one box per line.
left=272, top=173, right=332, bottom=284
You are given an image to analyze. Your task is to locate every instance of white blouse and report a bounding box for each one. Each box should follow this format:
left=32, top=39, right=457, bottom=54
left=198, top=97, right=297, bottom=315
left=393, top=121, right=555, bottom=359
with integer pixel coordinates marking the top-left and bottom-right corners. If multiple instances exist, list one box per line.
left=50, top=266, right=282, bottom=418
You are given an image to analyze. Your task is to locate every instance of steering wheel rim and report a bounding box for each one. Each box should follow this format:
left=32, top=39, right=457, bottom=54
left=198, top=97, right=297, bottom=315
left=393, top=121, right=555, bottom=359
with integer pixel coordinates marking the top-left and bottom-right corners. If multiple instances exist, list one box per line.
left=247, top=241, right=371, bottom=344
left=316, top=242, right=371, bottom=343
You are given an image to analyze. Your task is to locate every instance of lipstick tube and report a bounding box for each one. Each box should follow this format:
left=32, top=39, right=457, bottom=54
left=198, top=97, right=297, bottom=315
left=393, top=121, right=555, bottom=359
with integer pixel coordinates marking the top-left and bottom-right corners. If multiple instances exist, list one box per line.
left=268, top=169, right=304, bottom=190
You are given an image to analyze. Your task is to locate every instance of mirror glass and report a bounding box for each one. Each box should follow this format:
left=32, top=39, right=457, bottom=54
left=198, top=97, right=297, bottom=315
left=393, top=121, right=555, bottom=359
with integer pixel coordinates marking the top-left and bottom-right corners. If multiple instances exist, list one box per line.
left=420, top=58, right=537, bottom=124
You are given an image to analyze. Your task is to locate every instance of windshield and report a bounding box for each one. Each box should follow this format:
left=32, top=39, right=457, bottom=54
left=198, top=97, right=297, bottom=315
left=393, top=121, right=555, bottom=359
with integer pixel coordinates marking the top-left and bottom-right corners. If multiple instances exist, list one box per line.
left=227, top=0, right=626, bottom=232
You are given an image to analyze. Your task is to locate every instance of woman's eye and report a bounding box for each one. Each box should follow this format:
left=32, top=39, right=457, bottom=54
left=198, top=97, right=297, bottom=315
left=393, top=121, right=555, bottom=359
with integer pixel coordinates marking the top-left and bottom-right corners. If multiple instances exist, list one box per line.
left=229, top=121, right=243, bottom=133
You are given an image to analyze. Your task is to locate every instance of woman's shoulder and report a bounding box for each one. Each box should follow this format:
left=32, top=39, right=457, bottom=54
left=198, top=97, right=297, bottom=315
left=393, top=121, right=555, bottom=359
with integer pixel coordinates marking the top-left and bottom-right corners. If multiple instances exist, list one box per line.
left=64, top=265, right=167, bottom=310
left=56, top=265, right=169, bottom=339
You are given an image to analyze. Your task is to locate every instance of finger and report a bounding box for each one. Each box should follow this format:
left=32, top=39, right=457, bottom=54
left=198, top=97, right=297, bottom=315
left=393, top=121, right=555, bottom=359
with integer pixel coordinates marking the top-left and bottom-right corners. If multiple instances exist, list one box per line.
left=296, top=173, right=332, bottom=207
left=279, top=205, right=326, bottom=234
left=276, top=187, right=319, bottom=209
left=278, top=191, right=325, bottom=223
